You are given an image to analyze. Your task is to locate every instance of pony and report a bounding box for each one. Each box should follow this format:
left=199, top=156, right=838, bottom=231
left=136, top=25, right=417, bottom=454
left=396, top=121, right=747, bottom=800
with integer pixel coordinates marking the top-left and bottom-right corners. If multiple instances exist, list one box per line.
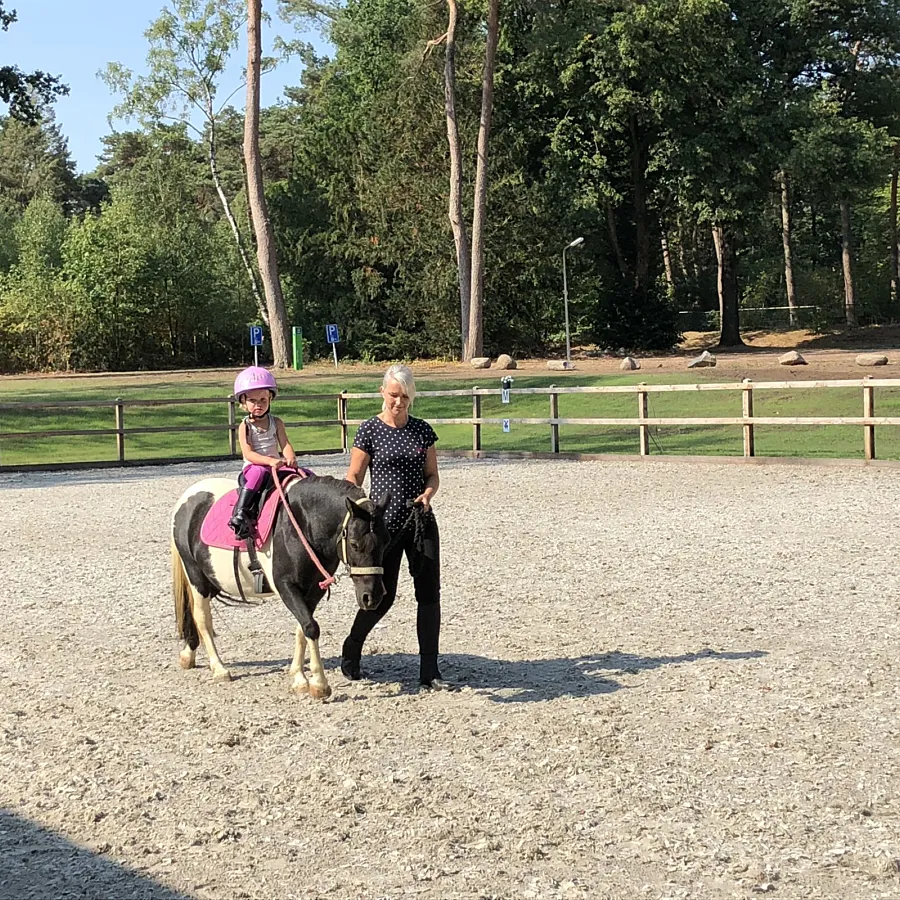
left=171, top=472, right=389, bottom=699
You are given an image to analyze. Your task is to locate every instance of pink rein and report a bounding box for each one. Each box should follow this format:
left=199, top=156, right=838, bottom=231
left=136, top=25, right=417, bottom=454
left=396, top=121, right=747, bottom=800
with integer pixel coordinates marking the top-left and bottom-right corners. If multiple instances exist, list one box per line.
left=271, top=463, right=336, bottom=591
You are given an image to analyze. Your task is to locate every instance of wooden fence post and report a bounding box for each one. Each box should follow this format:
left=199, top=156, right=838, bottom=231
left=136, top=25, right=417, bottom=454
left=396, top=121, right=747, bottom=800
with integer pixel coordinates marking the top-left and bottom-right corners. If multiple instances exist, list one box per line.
left=338, top=391, right=349, bottom=452
left=115, top=399, right=125, bottom=463
left=637, top=386, right=649, bottom=456
left=863, top=379, right=876, bottom=461
left=550, top=386, right=560, bottom=453
left=227, top=397, right=237, bottom=456
left=472, top=387, right=482, bottom=452
left=742, top=380, right=755, bottom=457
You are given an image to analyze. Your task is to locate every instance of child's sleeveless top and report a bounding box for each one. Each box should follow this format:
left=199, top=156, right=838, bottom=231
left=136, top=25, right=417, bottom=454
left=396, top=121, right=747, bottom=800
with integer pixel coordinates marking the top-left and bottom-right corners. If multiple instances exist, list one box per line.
left=243, top=415, right=279, bottom=467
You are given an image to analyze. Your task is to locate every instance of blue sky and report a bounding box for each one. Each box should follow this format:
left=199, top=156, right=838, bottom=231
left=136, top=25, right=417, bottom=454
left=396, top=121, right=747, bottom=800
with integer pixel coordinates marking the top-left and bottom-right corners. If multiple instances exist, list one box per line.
left=6, top=0, right=327, bottom=173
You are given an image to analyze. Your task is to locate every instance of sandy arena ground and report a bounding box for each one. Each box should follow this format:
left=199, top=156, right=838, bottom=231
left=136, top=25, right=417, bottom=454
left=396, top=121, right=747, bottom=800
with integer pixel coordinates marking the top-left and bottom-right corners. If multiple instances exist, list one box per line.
left=1, top=454, right=899, bottom=900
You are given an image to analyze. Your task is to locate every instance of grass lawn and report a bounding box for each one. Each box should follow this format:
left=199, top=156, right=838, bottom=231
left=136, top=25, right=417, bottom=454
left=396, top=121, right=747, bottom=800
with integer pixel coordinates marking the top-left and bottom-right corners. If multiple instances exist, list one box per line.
left=1, top=371, right=898, bottom=467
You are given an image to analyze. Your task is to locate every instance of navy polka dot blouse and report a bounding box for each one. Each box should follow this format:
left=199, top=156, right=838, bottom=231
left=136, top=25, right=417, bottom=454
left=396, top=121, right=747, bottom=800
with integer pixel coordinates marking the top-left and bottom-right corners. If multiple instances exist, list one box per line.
left=354, top=415, right=438, bottom=535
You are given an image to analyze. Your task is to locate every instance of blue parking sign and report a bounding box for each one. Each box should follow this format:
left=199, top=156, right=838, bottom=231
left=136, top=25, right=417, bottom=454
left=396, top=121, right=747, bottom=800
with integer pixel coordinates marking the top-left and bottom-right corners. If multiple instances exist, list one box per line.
left=325, top=324, right=340, bottom=344
left=249, top=325, right=264, bottom=346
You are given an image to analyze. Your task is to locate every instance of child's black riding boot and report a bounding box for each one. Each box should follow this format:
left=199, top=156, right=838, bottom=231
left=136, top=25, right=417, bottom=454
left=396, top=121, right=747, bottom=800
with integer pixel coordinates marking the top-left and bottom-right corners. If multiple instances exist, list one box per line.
left=228, top=487, right=258, bottom=539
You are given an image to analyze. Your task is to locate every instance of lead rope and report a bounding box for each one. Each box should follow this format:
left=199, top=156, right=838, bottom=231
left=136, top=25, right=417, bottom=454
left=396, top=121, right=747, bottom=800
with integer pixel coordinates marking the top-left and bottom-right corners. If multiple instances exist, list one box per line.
left=270, top=463, right=336, bottom=592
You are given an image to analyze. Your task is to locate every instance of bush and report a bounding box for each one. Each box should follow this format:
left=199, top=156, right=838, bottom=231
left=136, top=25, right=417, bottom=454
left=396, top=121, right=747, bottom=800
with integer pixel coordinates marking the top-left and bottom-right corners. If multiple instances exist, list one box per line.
left=590, top=280, right=683, bottom=352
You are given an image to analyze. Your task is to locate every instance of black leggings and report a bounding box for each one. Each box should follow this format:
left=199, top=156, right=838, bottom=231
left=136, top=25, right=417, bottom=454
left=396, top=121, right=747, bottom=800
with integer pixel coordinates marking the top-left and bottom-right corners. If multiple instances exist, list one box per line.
left=343, top=519, right=441, bottom=681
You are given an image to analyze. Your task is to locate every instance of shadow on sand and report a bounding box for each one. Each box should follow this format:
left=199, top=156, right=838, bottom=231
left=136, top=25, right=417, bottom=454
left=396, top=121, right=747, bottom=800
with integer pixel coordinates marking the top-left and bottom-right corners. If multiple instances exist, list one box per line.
left=312, top=647, right=768, bottom=703
left=0, top=809, right=190, bottom=899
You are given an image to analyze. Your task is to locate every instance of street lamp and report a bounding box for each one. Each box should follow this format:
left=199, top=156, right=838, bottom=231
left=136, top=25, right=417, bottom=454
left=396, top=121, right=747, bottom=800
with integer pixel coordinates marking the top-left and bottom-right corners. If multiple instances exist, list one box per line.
left=562, top=236, right=584, bottom=367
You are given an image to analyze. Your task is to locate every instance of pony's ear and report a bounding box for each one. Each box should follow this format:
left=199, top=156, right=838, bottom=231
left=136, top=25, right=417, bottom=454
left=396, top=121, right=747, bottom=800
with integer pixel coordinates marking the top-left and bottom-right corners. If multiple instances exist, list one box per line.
left=347, top=497, right=373, bottom=520
left=375, top=491, right=391, bottom=514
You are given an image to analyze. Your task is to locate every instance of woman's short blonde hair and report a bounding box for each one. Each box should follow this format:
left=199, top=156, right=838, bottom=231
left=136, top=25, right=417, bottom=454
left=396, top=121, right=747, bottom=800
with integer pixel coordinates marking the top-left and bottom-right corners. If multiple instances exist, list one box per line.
left=382, top=364, right=416, bottom=408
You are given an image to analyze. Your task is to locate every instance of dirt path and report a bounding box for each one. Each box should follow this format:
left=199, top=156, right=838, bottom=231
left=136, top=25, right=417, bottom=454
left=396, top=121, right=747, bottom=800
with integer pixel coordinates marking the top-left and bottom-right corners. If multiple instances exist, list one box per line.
left=2, top=325, right=899, bottom=391
left=1, top=456, right=899, bottom=899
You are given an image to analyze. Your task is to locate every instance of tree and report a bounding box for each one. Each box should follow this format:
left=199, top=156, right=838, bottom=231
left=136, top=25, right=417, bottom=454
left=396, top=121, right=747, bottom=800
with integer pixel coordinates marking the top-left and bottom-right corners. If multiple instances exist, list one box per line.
left=245, top=0, right=290, bottom=367
left=437, top=0, right=471, bottom=356
left=102, top=0, right=269, bottom=326
left=464, top=0, right=500, bottom=361
left=0, top=2, right=68, bottom=122
left=0, top=115, right=78, bottom=209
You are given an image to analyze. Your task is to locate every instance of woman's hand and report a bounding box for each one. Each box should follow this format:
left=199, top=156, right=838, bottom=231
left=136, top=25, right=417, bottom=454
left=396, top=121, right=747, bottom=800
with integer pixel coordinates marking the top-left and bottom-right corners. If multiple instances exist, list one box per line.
left=413, top=490, right=434, bottom=512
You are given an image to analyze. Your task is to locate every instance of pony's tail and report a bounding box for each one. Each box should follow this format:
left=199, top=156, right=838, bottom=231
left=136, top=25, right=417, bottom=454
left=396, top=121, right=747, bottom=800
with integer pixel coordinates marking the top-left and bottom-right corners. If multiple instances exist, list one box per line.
left=172, top=540, right=199, bottom=649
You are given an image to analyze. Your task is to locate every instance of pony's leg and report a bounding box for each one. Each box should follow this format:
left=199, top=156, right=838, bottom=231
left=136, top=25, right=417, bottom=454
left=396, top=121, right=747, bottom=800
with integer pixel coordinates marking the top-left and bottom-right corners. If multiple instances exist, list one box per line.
left=290, top=626, right=309, bottom=695
left=192, top=592, right=232, bottom=683
left=305, top=636, right=331, bottom=700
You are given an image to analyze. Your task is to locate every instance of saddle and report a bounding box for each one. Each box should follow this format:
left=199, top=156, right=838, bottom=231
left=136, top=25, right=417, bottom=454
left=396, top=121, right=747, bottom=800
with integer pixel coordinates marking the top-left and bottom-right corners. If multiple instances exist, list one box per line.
left=200, top=468, right=313, bottom=597
left=199, top=467, right=314, bottom=551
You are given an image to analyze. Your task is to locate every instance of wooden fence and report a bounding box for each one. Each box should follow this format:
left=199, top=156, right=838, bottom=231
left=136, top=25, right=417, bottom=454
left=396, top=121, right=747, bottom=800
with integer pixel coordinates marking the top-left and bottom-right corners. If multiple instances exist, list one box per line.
left=1, top=378, right=899, bottom=471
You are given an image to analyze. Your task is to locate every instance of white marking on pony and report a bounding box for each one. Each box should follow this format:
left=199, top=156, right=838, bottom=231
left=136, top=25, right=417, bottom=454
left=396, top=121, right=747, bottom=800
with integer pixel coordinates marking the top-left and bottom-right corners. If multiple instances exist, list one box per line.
left=290, top=626, right=309, bottom=694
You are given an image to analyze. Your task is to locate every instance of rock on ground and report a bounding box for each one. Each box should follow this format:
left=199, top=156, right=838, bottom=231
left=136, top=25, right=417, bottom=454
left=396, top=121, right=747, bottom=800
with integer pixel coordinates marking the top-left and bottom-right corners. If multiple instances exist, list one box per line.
left=856, top=353, right=889, bottom=367
left=779, top=350, right=808, bottom=365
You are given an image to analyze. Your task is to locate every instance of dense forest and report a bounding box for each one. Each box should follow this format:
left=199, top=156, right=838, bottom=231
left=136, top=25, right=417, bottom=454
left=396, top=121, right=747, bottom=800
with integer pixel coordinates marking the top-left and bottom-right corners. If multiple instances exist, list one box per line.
left=2, top=0, right=900, bottom=372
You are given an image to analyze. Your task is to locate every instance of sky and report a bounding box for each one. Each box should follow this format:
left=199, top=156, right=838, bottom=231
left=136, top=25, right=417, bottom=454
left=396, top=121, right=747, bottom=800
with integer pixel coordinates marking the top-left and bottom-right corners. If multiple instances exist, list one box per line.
left=5, top=0, right=327, bottom=173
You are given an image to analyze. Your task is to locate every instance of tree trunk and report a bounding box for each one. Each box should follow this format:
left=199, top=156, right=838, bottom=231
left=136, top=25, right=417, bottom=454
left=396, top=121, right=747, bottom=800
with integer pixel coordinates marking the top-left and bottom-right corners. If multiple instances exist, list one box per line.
left=605, top=200, right=629, bottom=279
left=660, top=231, right=674, bottom=289
left=245, top=0, right=290, bottom=367
left=206, top=96, right=267, bottom=327
left=779, top=169, right=798, bottom=327
left=443, top=0, right=471, bottom=359
left=840, top=197, right=857, bottom=326
left=712, top=223, right=743, bottom=347
left=465, top=0, right=500, bottom=361
left=891, top=144, right=899, bottom=307
left=629, top=115, right=651, bottom=296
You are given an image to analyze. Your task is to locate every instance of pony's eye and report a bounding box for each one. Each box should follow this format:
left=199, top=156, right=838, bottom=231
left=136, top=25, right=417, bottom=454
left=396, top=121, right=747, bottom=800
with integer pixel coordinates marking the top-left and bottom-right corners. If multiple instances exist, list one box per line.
left=349, top=541, right=361, bottom=551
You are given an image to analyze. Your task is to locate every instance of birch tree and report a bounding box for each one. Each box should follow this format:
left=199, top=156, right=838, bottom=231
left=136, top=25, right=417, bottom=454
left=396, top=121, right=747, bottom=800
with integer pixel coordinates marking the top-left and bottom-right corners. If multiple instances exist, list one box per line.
left=102, top=0, right=269, bottom=326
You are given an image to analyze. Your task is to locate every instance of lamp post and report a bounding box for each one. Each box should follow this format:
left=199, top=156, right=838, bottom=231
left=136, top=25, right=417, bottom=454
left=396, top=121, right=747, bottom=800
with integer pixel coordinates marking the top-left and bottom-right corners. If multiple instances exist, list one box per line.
left=562, top=236, right=584, bottom=367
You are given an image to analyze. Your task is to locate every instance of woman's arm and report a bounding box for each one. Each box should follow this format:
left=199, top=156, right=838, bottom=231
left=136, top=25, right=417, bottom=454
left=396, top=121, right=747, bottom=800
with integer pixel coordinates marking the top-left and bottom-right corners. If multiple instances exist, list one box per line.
left=414, top=445, right=440, bottom=511
left=345, top=447, right=371, bottom=486
left=238, top=420, right=282, bottom=467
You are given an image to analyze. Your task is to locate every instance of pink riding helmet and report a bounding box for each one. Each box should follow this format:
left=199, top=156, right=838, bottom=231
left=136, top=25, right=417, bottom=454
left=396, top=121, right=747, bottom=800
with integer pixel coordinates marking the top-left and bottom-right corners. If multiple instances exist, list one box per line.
left=233, top=366, right=278, bottom=400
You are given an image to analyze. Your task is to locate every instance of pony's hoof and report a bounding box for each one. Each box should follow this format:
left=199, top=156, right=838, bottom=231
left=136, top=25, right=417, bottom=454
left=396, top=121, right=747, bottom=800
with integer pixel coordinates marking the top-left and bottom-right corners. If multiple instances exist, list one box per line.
left=341, top=658, right=362, bottom=681
left=212, top=670, right=233, bottom=684
left=308, top=683, right=332, bottom=701
left=178, top=650, right=196, bottom=670
left=292, top=680, right=310, bottom=695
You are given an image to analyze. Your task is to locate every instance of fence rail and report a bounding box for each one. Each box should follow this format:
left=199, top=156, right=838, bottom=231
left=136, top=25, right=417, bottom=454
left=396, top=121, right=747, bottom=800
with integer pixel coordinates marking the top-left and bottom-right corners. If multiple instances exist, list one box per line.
left=1, top=378, right=899, bottom=470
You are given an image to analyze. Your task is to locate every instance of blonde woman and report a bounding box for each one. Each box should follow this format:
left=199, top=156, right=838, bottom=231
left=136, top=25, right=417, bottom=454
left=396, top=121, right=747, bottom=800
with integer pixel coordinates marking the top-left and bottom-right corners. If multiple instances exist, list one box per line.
left=342, top=365, right=452, bottom=690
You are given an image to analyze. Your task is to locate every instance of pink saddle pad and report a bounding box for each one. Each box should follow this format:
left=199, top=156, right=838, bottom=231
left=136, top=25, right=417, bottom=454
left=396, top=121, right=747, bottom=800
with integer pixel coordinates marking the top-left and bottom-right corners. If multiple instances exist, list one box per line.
left=199, top=469, right=312, bottom=550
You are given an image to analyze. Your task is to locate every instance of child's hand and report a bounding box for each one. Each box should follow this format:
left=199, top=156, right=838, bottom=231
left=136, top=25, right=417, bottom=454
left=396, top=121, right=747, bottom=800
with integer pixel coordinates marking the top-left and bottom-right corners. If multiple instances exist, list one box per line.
left=283, top=453, right=297, bottom=469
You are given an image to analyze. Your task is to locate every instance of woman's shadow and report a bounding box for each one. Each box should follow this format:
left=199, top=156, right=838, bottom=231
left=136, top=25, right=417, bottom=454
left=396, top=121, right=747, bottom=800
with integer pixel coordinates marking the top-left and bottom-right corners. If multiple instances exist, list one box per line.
left=316, top=647, right=767, bottom=702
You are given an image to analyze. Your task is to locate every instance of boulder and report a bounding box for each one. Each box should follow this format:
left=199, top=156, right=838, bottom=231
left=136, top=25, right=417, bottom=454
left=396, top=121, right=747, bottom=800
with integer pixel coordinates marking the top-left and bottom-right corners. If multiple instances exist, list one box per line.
left=778, top=350, right=807, bottom=366
left=687, top=350, right=717, bottom=369
left=620, top=356, right=641, bottom=371
left=547, top=360, right=575, bottom=370
left=856, top=353, right=889, bottom=367
left=470, top=357, right=492, bottom=369
left=495, top=353, right=517, bottom=370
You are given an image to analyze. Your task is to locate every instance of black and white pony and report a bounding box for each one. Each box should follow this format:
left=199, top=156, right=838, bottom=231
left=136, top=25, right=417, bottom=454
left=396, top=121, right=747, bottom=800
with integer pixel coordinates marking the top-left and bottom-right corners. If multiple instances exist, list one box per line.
left=171, top=473, right=389, bottom=699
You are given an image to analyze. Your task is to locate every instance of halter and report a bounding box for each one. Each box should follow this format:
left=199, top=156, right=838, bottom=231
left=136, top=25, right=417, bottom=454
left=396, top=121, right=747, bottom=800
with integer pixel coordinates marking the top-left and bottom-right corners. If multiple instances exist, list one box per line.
left=336, top=500, right=386, bottom=577
left=270, top=465, right=383, bottom=591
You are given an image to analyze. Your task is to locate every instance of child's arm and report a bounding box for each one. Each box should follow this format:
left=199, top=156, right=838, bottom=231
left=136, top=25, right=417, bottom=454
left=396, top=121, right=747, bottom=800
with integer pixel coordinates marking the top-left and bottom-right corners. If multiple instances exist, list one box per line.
left=275, top=418, right=297, bottom=467
left=238, top=420, right=282, bottom=467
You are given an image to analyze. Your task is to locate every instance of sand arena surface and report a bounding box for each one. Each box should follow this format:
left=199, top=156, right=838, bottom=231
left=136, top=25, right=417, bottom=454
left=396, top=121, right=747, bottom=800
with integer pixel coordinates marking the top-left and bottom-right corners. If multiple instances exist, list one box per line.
left=1, top=455, right=898, bottom=899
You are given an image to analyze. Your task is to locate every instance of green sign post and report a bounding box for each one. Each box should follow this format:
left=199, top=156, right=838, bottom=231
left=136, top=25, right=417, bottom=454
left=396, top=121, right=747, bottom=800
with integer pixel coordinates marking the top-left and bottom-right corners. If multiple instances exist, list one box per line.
left=292, top=327, right=303, bottom=370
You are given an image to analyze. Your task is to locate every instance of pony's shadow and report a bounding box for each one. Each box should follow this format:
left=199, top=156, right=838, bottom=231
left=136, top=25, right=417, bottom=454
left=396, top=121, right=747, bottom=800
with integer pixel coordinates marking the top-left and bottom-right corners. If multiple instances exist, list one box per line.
left=317, top=647, right=767, bottom=703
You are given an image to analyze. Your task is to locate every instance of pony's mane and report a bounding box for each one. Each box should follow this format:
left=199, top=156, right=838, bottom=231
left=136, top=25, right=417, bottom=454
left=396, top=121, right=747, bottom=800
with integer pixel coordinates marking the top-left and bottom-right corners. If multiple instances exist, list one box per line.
left=288, top=472, right=368, bottom=506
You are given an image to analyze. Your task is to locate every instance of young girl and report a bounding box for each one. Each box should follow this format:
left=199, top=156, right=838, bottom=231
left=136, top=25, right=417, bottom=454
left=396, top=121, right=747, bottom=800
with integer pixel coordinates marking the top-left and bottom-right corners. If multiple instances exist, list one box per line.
left=228, top=366, right=297, bottom=539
